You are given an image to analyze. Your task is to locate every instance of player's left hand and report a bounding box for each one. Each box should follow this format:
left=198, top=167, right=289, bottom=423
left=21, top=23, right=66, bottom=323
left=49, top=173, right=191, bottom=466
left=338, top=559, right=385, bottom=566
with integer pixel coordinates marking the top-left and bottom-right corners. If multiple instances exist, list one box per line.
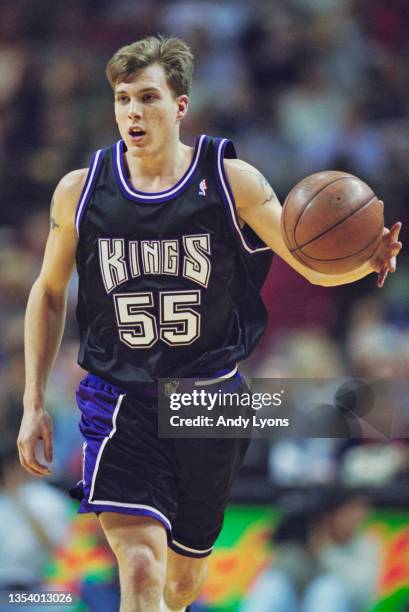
left=370, top=217, right=402, bottom=288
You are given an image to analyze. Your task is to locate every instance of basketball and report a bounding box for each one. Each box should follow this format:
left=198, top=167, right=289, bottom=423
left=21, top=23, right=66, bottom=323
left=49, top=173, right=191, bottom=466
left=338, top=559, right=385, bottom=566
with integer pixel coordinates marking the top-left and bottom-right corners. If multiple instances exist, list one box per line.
left=281, top=171, right=385, bottom=274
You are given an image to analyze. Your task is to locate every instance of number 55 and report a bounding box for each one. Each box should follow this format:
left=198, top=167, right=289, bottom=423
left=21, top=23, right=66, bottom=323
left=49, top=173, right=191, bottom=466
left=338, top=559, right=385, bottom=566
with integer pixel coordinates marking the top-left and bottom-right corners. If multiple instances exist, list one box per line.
left=114, top=290, right=201, bottom=348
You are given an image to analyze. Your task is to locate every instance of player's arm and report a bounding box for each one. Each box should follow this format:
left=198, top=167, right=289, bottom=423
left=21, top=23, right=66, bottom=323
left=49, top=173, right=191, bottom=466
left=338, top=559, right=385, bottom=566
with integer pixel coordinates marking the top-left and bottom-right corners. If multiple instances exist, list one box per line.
left=18, top=169, right=87, bottom=477
left=225, top=159, right=402, bottom=287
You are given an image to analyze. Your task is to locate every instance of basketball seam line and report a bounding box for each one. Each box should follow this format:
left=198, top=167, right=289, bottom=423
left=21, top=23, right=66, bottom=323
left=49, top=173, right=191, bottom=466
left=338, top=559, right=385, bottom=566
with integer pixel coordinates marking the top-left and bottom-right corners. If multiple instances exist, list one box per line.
left=294, top=222, right=383, bottom=262
left=290, top=194, right=377, bottom=252
left=290, top=175, right=356, bottom=246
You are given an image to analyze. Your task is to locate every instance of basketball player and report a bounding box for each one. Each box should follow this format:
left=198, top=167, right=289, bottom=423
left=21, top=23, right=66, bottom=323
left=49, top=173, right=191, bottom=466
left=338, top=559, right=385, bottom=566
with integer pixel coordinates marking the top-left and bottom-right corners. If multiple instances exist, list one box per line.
left=17, top=36, right=401, bottom=612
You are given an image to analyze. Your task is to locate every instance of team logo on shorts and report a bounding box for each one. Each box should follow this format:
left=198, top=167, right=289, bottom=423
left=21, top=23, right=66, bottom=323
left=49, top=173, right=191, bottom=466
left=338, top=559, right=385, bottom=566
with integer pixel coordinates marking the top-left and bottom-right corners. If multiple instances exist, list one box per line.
left=198, top=179, right=207, bottom=197
left=165, top=380, right=180, bottom=397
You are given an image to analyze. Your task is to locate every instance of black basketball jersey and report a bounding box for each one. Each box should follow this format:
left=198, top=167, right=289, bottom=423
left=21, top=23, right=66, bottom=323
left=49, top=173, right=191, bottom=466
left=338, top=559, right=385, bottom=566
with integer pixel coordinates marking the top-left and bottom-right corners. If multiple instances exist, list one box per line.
left=74, top=135, right=273, bottom=387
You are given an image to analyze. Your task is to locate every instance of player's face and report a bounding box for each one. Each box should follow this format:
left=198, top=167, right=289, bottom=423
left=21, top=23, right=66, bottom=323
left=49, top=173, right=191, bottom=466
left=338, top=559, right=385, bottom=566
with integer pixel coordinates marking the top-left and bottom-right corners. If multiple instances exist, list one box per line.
left=114, top=63, right=188, bottom=157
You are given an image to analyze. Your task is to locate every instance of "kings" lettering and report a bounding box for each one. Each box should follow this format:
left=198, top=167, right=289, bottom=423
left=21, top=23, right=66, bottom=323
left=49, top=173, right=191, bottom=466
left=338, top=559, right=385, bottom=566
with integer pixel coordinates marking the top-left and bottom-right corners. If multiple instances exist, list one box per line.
left=98, top=234, right=211, bottom=293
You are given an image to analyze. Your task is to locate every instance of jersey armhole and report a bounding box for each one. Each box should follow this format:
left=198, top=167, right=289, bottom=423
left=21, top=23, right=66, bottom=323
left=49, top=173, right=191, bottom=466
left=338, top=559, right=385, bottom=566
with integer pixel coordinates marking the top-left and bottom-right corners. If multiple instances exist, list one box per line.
left=74, top=149, right=105, bottom=235
left=214, top=138, right=271, bottom=255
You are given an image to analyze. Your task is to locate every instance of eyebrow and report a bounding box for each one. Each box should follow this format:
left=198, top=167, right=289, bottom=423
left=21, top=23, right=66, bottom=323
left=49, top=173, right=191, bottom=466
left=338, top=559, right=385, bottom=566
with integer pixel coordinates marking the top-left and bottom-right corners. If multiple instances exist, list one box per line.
left=115, top=87, right=161, bottom=95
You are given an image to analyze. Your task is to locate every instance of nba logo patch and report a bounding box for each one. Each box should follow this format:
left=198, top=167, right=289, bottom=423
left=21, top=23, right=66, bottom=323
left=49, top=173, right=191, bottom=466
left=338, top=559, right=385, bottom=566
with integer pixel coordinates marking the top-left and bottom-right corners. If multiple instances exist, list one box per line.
left=198, top=179, right=207, bottom=197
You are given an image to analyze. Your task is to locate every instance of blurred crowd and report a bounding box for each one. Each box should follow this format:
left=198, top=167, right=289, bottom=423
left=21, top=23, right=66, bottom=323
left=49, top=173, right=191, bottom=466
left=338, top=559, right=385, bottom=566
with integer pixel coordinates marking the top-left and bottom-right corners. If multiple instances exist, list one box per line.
left=242, top=489, right=380, bottom=612
left=1, top=0, right=409, bottom=607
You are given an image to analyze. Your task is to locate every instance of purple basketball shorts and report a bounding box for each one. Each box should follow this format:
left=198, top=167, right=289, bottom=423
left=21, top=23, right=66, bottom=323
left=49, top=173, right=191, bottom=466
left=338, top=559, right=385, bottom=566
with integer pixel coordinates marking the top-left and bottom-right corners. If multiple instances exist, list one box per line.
left=70, top=372, right=250, bottom=558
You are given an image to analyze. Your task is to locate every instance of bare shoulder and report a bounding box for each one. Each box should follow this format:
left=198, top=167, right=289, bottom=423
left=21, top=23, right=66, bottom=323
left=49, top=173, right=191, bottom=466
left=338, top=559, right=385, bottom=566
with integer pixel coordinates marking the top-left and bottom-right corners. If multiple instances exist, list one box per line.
left=36, top=169, right=89, bottom=292
left=55, top=168, right=88, bottom=205
left=224, top=158, right=276, bottom=212
left=224, top=158, right=260, bottom=185
left=52, top=168, right=89, bottom=226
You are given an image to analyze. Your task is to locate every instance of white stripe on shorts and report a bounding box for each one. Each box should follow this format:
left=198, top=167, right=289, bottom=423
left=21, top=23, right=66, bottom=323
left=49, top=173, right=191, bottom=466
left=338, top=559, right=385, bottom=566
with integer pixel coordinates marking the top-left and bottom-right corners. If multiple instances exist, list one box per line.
left=195, top=365, right=238, bottom=386
left=171, top=538, right=213, bottom=555
left=87, top=392, right=172, bottom=531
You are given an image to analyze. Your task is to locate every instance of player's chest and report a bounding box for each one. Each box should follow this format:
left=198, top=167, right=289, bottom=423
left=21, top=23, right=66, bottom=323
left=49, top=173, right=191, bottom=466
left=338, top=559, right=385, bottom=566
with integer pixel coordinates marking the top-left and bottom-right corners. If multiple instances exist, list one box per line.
left=87, top=187, right=221, bottom=240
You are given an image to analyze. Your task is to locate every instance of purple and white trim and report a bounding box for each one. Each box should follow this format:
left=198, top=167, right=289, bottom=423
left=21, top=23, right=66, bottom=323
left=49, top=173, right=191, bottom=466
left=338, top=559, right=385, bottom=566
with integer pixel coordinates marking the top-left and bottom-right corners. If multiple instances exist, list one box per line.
left=87, top=391, right=172, bottom=532
left=88, top=392, right=125, bottom=504
left=113, top=135, right=207, bottom=203
left=75, top=149, right=104, bottom=235
left=169, top=538, right=214, bottom=558
left=195, top=365, right=238, bottom=386
left=215, top=139, right=271, bottom=254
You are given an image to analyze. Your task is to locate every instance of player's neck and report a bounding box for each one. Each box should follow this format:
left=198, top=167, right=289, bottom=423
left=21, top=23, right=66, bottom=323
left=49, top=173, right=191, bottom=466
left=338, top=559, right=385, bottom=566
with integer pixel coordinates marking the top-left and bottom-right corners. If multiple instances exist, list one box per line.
left=124, top=135, right=193, bottom=192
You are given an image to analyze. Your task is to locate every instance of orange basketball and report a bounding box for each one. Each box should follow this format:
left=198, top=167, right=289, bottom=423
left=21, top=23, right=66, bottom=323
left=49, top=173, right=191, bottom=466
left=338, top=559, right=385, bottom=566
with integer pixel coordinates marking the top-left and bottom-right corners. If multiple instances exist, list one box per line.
left=281, top=171, right=384, bottom=274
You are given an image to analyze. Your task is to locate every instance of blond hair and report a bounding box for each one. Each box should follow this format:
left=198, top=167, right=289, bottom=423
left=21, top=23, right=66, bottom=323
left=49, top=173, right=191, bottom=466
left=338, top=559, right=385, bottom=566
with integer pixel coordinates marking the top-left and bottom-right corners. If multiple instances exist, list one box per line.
left=106, top=35, right=194, bottom=97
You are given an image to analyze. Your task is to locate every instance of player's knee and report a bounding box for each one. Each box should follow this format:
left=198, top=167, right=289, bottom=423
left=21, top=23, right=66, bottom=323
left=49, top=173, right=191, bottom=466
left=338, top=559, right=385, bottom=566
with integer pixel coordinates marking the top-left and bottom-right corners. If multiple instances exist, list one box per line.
left=167, top=567, right=207, bottom=601
left=116, top=544, right=165, bottom=590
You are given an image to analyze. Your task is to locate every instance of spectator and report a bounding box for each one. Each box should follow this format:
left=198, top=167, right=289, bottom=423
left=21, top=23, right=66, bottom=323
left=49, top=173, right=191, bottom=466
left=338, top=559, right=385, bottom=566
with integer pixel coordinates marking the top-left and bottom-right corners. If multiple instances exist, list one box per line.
left=0, top=443, right=71, bottom=591
left=241, top=489, right=379, bottom=612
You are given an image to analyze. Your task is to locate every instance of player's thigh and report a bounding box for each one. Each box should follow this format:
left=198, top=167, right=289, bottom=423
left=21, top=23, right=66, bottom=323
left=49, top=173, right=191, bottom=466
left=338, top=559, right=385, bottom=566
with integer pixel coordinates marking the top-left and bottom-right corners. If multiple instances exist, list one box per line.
left=99, top=512, right=168, bottom=566
left=166, top=547, right=208, bottom=593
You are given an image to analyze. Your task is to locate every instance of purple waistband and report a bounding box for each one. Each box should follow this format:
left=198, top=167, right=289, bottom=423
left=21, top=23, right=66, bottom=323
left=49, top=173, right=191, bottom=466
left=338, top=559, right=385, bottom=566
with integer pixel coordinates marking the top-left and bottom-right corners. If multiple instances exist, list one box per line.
left=82, top=366, right=239, bottom=399
left=80, top=374, right=128, bottom=396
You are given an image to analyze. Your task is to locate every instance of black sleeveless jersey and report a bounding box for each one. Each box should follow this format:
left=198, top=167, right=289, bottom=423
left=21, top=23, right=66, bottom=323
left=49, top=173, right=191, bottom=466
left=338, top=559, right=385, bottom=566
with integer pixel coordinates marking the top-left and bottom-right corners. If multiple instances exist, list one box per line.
left=75, top=135, right=273, bottom=387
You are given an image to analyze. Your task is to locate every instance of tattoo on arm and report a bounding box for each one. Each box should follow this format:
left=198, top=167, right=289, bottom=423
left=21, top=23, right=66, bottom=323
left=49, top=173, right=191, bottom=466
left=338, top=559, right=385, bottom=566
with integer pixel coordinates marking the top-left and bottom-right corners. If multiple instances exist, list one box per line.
left=50, top=197, right=60, bottom=230
left=240, top=169, right=276, bottom=206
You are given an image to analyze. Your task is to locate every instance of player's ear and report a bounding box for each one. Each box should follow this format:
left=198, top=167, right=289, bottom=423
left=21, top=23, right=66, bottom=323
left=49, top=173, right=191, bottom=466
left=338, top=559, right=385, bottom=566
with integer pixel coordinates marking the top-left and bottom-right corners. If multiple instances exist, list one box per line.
left=176, top=95, right=189, bottom=120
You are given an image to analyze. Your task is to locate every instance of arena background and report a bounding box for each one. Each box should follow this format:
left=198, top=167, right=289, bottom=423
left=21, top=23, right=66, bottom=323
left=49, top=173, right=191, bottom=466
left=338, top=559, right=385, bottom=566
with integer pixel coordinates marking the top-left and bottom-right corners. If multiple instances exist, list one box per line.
left=0, top=0, right=408, bottom=610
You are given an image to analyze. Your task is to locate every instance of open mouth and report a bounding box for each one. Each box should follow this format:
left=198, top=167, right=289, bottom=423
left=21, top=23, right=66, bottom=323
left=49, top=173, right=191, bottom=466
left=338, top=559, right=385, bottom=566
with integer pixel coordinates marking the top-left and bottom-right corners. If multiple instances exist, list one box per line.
left=128, top=127, right=146, bottom=139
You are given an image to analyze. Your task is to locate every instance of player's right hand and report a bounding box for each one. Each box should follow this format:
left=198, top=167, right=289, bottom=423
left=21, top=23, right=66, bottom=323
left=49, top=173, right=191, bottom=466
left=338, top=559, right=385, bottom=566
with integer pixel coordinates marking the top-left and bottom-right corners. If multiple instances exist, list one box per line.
left=17, top=408, right=53, bottom=477
left=370, top=220, right=402, bottom=288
